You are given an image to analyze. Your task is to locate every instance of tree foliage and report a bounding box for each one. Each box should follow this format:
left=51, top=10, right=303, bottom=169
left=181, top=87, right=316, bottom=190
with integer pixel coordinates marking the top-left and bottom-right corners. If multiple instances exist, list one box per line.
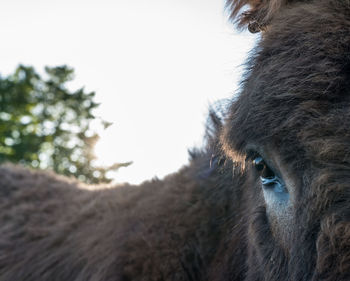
left=0, top=65, right=130, bottom=184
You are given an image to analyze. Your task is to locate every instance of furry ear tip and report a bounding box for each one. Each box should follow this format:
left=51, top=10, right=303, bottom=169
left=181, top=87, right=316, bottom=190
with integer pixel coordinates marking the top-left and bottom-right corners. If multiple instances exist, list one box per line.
left=226, top=0, right=287, bottom=33
left=226, top=0, right=264, bottom=32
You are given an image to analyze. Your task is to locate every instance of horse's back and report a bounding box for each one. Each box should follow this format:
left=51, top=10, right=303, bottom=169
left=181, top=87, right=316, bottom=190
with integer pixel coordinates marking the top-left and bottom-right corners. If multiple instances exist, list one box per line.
left=0, top=164, right=228, bottom=281
left=0, top=165, right=99, bottom=280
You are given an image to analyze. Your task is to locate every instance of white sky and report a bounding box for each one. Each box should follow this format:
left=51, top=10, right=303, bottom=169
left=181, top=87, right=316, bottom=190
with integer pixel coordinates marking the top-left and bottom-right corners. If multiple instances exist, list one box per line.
left=0, top=0, right=256, bottom=184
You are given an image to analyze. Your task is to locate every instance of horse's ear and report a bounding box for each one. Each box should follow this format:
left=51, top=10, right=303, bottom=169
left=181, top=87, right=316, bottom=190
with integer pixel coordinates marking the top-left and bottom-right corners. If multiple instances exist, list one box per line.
left=226, top=0, right=290, bottom=33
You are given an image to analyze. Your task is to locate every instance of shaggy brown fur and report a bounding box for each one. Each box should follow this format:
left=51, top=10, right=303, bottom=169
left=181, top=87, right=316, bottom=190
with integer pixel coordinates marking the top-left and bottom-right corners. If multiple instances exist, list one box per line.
left=222, top=0, right=350, bottom=280
left=1, top=0, right=350, bottom=280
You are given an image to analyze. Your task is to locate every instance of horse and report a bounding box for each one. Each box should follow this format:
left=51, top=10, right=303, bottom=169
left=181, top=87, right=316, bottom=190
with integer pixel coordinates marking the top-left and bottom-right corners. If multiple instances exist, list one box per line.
left=1, top=0, right=349, bottom=280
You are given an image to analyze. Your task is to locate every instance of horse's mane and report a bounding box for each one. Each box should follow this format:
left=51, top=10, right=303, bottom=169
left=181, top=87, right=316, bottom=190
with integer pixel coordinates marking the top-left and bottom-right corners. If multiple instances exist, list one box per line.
left=189, top=100, right=229, bottom=157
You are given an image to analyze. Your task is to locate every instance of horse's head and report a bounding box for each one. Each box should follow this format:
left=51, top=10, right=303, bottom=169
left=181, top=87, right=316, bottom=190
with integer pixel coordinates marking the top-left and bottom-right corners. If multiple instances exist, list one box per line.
left=221, top=0, right=350, bottom=280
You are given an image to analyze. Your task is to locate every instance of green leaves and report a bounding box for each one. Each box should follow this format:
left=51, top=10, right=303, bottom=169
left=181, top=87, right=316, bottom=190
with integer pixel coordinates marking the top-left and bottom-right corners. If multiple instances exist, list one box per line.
left=0, top=65, right=128, bottom=184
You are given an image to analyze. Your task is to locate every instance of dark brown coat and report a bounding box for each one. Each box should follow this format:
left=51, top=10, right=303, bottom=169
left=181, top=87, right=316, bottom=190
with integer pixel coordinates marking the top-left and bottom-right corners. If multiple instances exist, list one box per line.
left=1, top=0, right=350, bottom=280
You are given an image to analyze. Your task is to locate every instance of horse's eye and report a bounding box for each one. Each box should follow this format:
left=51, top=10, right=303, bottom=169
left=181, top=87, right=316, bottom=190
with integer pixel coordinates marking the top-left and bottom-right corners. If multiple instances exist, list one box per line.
left=252, top=156, right=287, bottom=195
left=253, top=157, right=275, bottom=180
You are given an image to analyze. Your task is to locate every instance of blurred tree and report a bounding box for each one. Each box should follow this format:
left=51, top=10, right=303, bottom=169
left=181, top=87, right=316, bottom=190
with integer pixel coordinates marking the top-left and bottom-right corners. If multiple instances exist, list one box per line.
left=0, top=65, right=131, bottom=184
